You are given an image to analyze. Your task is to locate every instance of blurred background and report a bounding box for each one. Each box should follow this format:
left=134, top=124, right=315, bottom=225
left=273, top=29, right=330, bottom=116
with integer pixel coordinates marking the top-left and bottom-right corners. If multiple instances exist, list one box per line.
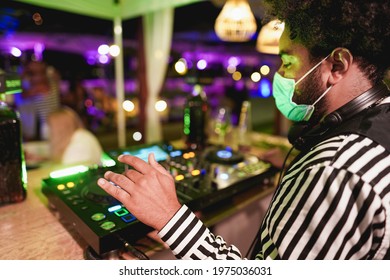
left=0, top=0, right=287, bottom=150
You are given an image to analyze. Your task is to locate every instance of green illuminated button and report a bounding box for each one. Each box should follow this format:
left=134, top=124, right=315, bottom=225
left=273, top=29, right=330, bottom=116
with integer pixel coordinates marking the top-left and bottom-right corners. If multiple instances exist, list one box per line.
left=100, top=221, right=116, bottom=230
left=114, top=208, right=129, bottom=217
left=91, top=213, right=106, bottom=221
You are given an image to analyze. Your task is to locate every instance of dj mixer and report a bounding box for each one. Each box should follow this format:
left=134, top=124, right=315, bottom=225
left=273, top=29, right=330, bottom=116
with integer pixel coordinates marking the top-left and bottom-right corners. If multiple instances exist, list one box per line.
left=42, top=143, right=276, bottom=257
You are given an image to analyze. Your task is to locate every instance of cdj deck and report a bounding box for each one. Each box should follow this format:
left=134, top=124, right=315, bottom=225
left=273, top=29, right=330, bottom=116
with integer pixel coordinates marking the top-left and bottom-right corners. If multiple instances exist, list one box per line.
left=41, top=143, right=276, bottom=257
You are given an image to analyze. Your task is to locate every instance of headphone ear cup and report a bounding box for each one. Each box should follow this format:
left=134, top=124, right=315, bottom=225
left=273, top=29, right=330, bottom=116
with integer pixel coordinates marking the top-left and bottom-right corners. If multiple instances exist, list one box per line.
left=288, top=112, right=345, bottom=149
left=322, top=112, right=343, bottom=126
left=287, top=122, right=311, bottom=148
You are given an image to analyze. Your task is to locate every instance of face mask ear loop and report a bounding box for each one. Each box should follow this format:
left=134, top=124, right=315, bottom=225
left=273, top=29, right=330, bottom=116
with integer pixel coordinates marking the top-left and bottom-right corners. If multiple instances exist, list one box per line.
left=296, top=54, right=330, bottom=85
left=312, top=85, right=333, bottom=107
left=302, top=85, right=333, bottom=121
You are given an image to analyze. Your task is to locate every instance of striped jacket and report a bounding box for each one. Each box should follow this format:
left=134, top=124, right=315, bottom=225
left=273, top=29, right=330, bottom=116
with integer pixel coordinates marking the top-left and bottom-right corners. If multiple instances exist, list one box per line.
left=157, top=100, right=390, bottom=260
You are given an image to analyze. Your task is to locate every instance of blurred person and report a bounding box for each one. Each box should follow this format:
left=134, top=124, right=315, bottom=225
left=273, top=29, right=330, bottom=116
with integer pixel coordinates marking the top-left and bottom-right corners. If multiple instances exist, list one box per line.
left=47, top=106, right=103, bottom=166
left=97, top=0, right=390, bottom=259
left=61, top=79, right=91, bottom=128
left=18, top=60, right=60, bottom=140
left=88, top=86, right=117, bottom=131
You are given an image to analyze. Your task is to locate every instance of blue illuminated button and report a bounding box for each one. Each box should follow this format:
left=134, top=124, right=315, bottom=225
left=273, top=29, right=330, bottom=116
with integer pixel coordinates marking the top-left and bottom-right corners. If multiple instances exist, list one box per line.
left=114, top=208, right=129, bottom=217
left=100, top=221, right=116, bottom=230
left=121, top=214, right=136, bottom=223
left=91, top=212, right=106, bottom=221
left=220, top=173, right=229, bottom=180
left=216, top=150, right=232, bottom=159
left=170, top=150, right=182, bottom=157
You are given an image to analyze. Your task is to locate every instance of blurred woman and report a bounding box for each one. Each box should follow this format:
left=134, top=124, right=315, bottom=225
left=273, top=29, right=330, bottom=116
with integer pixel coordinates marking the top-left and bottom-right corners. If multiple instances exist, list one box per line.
left=47, top=106, right=103, bottom=166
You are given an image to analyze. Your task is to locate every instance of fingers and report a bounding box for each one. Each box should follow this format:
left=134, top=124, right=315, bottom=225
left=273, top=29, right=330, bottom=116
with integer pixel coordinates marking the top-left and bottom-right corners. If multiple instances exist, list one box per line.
left=104, top=170, right=131, bottom=185
left=124, top=169, right=144, bottom=182
left=120, top=153, right=171, bottom=177
left=97, top=177, right=131, bottom=203
left=118, top=154, right=151, bottom=174
left=148, top=153, right=171, bottom=176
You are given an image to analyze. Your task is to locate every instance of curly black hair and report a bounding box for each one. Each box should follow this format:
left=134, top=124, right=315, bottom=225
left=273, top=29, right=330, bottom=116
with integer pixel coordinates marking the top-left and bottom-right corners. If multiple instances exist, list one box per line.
left=263, top=0, right=390, bottom=83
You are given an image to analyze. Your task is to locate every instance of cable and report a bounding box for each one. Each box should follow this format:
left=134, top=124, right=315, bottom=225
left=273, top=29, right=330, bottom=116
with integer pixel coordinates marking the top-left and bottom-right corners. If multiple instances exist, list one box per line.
left=117, top=235, right=150, bottom=260
left=245, top=146, right=296, bottom=259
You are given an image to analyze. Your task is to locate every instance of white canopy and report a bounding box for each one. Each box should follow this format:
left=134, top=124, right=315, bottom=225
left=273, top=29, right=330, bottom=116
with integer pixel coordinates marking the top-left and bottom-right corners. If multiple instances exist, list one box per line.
left=15, top=0, right=204, bottom=21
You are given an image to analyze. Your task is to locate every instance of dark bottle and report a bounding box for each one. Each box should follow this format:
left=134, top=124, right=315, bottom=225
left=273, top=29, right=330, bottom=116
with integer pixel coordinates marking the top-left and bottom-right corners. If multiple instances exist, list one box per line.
left=183, top=85, right=208, bottom=150
left=0, top=98, right=27, bottom=205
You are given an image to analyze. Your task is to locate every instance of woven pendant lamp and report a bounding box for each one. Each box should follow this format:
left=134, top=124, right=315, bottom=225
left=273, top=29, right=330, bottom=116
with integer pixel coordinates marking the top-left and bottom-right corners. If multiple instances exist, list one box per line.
left=256, top=20, right=285, bottom=54
left=214, top=0, right=257, bottom=42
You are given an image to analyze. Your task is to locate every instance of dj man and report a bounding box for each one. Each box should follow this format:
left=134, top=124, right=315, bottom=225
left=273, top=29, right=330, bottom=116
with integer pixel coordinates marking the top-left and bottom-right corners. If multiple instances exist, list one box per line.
left=98, top=0, right=390, bottom=259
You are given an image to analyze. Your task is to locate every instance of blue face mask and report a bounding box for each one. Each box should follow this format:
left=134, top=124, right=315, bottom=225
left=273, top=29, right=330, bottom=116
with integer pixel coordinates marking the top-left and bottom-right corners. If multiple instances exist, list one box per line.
left=272, top=55, right=332, bottom=122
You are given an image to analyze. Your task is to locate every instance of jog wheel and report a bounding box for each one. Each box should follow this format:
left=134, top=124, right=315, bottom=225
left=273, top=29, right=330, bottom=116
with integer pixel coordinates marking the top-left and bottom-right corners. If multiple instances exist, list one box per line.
left=81, top=181, right=119, bottom=205
left=206, top=147, right=244, bottom=165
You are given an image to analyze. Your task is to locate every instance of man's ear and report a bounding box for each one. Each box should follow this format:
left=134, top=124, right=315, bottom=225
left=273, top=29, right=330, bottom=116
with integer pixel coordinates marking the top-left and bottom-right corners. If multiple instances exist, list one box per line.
left=328, top=48, right=353, bottom=83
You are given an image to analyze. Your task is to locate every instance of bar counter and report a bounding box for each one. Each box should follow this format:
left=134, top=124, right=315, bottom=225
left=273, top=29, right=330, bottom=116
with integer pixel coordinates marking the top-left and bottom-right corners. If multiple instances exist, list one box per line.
left=0, top=134, right=289, bottom=260
left=0, top=163, right=88, bottom=259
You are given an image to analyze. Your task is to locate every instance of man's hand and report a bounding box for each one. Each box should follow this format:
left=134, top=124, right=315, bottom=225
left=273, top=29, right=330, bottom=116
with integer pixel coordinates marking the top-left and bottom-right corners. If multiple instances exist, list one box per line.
left=97, top=153, right=182, bottom=231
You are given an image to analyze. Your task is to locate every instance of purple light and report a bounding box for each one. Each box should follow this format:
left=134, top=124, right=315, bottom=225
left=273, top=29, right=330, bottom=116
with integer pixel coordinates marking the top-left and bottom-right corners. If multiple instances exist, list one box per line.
left=228, top=56, right=240, bottom=67
left=186, top=60, right=193, bottom=69
left=86, top=55, right=96, bottom=65
left=34, top=43, right=45, bottom=61
left=197, top=59, right=207, bottom=70
left=98, top=54, right=110, bottom=64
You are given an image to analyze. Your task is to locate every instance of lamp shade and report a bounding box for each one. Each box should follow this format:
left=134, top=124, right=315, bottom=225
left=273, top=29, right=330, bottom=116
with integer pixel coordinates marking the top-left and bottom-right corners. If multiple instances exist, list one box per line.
left=214, top=0, right=257, bottom=42
left=256, top=20, right=285, bottom=54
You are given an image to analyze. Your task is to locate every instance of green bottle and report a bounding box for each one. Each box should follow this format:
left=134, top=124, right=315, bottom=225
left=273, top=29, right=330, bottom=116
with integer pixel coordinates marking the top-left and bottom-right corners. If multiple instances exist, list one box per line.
left=183, top=85, right=208, bottom=150
left=0, top=70, right=27, bottom=205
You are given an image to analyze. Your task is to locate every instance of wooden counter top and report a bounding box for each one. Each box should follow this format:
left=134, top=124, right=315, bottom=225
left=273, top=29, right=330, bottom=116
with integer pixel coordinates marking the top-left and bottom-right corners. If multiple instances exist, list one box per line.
left=0, top=164, right=87, bottom=259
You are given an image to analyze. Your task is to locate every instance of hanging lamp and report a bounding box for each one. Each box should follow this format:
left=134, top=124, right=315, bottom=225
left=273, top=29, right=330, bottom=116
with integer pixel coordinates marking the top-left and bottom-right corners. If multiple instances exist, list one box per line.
left=214, top=0, right=257, bottom=42
left=256, top=20, right=285, bottom=54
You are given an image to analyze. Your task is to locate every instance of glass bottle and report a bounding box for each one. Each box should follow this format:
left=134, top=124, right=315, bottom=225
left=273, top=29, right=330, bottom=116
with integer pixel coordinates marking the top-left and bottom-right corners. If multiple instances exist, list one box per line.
left=0, top=89, right=27, bottom=205
left=183, top=84, right=208, bottom=150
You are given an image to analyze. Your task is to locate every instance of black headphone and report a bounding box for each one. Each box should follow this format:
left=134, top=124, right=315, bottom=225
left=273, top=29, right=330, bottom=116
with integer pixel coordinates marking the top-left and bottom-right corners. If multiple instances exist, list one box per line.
left=288, top=82, right=390, bottom=150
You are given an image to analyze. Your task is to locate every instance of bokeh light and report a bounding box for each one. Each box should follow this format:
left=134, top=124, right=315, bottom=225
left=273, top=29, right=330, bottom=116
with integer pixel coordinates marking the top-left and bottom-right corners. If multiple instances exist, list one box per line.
left=251, top=72, right=261, bottom=82
left=133, top=132, right=142, bottom=142
left=260, top=65, right=271, bottom=76
left=98, top=44, right=110, bottom=55
left=122, top=100, right=135, bottom=112
left=155, top=100, right=167, bottom=112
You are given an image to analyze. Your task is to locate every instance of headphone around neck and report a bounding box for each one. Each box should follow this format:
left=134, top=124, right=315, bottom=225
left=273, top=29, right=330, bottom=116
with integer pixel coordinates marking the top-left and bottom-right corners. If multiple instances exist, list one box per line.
left=288, top=82, right=390, bottom=150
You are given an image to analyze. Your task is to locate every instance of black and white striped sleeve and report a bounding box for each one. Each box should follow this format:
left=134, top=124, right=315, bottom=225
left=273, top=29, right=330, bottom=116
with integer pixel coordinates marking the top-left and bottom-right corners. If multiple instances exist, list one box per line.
left=157, top=205, right=244, bottom=259
left=259, top=135, right=390, bottom=259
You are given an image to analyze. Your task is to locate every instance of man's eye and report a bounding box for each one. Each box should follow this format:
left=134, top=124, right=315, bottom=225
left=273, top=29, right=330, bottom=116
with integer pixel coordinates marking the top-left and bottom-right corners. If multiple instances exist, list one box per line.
left=280, top=54, right=298, bottom=69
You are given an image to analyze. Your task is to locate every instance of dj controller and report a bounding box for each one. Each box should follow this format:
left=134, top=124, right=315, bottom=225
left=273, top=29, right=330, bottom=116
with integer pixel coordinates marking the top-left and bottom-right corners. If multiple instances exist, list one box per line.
left=41, top=143, right=276, bottom=257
